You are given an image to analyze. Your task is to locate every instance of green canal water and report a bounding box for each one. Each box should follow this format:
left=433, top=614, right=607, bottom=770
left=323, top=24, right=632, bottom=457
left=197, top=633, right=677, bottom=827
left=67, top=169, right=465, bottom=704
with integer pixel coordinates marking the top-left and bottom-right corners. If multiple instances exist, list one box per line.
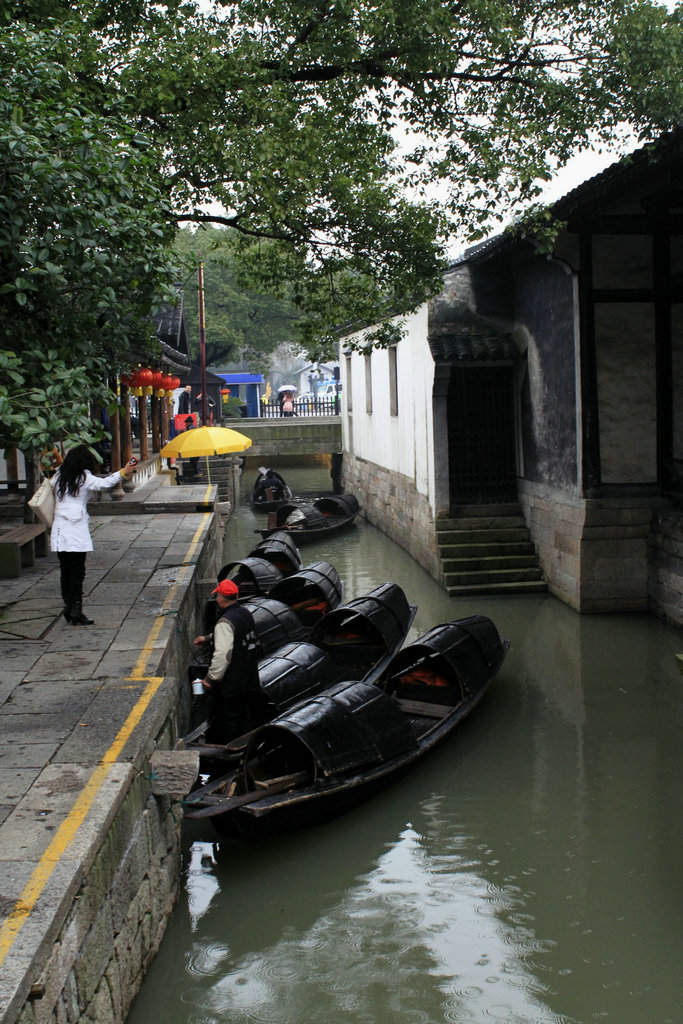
left=127, top=460, right=682, bottom=1024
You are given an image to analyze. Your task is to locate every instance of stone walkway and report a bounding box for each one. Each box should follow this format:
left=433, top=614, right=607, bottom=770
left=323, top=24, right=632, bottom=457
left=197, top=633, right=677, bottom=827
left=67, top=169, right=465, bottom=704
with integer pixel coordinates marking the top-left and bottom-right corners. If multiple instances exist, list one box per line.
left=0, top=474, right=221, bottom=1023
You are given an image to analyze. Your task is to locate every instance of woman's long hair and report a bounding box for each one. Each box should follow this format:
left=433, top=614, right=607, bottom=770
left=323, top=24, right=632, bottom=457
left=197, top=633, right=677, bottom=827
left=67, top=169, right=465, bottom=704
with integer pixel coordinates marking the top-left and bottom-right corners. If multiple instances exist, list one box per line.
left=56, top=445, right=98, bottom=499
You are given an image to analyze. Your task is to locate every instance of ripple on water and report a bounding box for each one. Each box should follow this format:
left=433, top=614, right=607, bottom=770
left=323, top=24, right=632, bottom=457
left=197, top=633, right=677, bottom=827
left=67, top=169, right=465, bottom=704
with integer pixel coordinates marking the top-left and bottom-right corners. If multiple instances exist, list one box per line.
left=185, top=942, right=231, bottom=978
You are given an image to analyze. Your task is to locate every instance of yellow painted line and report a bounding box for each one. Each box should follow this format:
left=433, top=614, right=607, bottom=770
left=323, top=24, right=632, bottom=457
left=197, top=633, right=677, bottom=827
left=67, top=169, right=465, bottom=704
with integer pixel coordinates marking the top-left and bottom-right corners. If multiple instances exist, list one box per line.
left=0, top=513, right=212, bottom=968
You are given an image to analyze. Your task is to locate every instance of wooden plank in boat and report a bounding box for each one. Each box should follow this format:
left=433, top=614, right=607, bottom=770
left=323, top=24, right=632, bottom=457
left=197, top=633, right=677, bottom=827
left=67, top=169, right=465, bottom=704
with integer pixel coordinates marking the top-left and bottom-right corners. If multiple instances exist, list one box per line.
left=395, top=698, right=453, bottom=719
left=185, top=770, right=310, bottom=818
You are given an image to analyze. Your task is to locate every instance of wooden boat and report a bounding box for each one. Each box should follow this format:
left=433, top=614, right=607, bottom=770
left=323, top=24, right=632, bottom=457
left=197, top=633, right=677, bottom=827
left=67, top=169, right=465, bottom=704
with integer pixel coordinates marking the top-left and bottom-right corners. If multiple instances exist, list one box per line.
left=216, top=555, right=283, bottom=596
left=268, top=560, right=344, bottom=626
left=257, top=493, right=360, bottom=543
left=184, top=614, right=508, bottom=836
left=250, top=468, right=292, bottom=511
left=183, top=582, right=416, bottom=764
left=248, top=531, right=303, bottom=575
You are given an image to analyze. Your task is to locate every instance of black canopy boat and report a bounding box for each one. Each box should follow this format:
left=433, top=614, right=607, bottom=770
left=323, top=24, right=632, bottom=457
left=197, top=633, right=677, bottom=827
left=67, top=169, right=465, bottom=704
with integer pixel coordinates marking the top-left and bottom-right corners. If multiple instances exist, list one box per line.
left=248, top=531, right=303, bottom=576
left=250, top=468, right=293, bottom=511
left=199, top=533, right=304, bottom=637
left=216, top=555, right=284, bottom=597
left=257, top=494, right=360, bottom=543
left=184, top=614, right=509, bottom=837
left=269, top=560, right=344, bottom=627
left=183, top=582, right=416, bottom=764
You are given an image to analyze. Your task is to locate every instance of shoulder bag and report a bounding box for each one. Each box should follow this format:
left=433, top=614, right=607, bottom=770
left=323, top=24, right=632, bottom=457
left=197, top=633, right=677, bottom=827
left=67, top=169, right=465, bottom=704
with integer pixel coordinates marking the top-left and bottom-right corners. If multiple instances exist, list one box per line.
left=28, top=476, right=55, bottom=527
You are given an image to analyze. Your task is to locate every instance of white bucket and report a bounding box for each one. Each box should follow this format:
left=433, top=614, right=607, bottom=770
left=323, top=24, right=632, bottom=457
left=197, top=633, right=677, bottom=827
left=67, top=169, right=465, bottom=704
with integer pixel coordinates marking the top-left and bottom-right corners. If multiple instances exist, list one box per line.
left=191, top=678, right=205, bottom=696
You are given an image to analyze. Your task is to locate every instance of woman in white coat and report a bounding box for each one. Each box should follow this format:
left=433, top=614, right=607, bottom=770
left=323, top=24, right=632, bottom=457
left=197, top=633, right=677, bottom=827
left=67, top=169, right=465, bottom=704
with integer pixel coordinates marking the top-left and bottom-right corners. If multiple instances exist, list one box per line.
left=51, top=445, right=138, bottom=625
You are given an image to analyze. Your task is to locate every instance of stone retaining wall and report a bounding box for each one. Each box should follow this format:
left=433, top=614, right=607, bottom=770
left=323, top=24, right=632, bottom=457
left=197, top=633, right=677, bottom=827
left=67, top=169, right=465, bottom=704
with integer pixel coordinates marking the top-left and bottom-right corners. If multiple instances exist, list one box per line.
left=648, top=511, right=683, bottom=627
left=10, top=513, right=222, bottom=1024
left=519, top=480, right=682, bottom=620
left=342, top=454, right=440, bottom=578
left=17, top=771, right=180, bottom=1024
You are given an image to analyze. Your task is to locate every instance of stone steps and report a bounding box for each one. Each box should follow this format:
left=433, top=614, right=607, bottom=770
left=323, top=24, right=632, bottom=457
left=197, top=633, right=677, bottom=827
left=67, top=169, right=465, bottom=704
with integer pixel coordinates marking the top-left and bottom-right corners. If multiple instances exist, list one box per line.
left=437, top=504, right=546, bottom=597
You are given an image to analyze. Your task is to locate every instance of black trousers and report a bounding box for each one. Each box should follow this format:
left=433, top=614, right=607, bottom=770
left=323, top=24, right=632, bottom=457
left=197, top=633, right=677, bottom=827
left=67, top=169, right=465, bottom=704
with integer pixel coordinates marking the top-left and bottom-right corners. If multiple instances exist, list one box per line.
left=58, top=551, right=87, bottom=608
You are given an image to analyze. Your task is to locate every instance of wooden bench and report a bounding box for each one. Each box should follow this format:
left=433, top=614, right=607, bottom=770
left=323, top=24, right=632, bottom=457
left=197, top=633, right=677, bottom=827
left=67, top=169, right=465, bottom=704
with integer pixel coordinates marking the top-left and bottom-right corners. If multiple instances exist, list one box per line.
left=0, top=524, right=48, bottom=578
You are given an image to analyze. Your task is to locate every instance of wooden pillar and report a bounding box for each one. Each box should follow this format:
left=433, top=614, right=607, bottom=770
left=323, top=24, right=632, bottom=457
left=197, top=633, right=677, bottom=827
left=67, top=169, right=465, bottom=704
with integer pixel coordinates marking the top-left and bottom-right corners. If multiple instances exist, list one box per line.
left=120, top=383, right=132, bottom=464
left=653, top=210, right=673, bottom=487
left=138, top=395, right=149, bottom=460
left=151, top=396, right=161, bottom=452
left=578, top=231, right=601, bottom=497
left=5, top=448, right=19, bottom=493
left=161, top=393, right=169, bottom=445
left=109, top=393, right=121, bottom=472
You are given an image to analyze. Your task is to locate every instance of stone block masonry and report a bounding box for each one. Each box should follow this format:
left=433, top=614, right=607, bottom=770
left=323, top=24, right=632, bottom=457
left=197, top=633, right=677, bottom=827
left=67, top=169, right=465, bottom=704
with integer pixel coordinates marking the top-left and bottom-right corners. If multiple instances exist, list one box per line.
left=648, top=511, right=683, bottom=627
left=0, top=489, right=223, bottom=1024
left=342, top=454, right=441, bottom=579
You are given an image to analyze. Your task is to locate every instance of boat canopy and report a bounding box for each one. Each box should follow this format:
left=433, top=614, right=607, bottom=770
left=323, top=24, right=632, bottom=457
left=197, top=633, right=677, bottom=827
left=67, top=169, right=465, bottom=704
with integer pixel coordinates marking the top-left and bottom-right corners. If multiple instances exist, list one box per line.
left=269, top=561, right=343, bottom=624
left=258, top=641, right=343, bottom=714
left=384, top=616, right=507, bottom=705
left=313, top=494, right=360, bottom=517
left=245, top=679, right=419, bottom=781
left=242, top=597, right=308, bottom=656
left=249, top=530, right=303, bottom=575
left=275, top=503, right=327, bottom=530
left=309, top=582, right=412, bottom=670
left=218, top=556, right=283, bottom=595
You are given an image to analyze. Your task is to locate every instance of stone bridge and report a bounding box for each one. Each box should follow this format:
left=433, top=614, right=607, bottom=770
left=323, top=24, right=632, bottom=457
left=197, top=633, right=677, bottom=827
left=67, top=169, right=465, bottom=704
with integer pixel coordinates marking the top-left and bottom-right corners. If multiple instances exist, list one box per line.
left=230, top=415, right=342, bottom=457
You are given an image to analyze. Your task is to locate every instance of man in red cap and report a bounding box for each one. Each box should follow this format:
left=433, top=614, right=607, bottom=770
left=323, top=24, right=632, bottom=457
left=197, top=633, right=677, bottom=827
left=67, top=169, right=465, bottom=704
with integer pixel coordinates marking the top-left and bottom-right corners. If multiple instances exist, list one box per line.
left=198, top=578, right=263, bottom=742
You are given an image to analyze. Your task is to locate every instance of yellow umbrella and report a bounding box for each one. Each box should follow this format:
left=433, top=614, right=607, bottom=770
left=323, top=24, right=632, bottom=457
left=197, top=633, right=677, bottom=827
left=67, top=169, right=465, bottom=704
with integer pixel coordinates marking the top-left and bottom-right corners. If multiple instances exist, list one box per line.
left=161, top=426, right=252, bottom=483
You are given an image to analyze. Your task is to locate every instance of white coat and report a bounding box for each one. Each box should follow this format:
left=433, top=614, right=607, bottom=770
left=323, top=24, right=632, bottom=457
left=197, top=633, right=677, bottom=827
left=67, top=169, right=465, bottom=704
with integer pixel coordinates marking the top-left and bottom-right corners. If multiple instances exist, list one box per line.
left=50, top=469, right=123, bottom=552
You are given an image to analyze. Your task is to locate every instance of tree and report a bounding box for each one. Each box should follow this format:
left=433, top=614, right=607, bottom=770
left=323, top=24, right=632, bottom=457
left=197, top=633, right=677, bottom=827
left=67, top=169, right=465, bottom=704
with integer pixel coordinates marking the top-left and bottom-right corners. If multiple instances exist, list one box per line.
left=174, top=228, right=301, bottom=372
left=112, top=0, right=683, bottom=351
left=4, top=0, right=683, bottom=381
left=0, top=20, right=179, bottom=462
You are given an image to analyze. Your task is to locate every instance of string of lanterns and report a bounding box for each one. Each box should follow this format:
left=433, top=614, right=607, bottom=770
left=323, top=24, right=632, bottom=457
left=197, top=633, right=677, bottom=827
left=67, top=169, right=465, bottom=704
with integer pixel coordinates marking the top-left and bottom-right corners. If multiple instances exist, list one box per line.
left=120, top=367, right=182, bottom=399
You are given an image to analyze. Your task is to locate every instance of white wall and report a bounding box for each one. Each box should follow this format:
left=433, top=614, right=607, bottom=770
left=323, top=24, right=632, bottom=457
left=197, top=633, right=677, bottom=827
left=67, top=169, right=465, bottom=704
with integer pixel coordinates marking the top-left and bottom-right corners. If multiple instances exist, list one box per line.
left=340, top=305, right=436, bottom=510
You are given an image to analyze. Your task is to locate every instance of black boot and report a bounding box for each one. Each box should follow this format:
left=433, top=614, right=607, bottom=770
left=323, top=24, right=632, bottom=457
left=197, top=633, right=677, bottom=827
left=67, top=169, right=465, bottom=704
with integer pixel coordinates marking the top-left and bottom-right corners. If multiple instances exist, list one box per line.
left=70, top=602, right=94, bottom=626
left=62, top=605, right=73, bottom=624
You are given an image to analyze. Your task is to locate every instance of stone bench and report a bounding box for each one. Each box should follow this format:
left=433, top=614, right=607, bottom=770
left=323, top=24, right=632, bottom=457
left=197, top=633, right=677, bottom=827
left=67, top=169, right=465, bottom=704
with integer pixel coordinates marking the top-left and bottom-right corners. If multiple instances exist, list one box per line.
left=0, top=523, right=48, bottom=577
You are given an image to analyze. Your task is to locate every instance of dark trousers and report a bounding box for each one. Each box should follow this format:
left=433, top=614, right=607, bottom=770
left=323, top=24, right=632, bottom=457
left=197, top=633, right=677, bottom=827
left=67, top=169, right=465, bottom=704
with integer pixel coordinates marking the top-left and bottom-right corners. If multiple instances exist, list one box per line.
left=58, top=551, right=87, bottom=609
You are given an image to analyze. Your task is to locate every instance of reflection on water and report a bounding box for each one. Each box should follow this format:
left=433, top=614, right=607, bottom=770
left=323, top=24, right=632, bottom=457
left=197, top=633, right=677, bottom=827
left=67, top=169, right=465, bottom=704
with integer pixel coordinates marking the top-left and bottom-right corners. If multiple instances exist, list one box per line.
left=127, top=460, right=683, bottom=1024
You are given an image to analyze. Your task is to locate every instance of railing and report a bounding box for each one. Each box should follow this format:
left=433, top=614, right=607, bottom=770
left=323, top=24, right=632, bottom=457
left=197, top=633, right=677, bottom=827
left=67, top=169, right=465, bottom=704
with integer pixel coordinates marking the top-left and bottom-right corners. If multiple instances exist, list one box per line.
left=257, top=396, right=340, bottom=418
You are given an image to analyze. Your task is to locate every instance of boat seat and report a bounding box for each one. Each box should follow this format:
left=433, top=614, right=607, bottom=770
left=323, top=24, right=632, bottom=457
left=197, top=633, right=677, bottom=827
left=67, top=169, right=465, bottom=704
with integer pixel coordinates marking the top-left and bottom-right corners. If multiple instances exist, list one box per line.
left=395, top=697, right=452, bottom=719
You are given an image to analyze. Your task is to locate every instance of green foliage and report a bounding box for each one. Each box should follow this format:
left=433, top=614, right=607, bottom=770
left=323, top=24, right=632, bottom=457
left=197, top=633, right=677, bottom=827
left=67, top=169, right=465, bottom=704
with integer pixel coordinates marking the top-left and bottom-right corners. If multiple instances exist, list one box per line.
left=2, top=0, right=682, bottom=440
left=0, top=21, right=179, bottom=455
left=173, top=227, right=301, bottom=371
left=221, top=395, right=246, bottom=418
left=115, top=0, right=682, bottom=351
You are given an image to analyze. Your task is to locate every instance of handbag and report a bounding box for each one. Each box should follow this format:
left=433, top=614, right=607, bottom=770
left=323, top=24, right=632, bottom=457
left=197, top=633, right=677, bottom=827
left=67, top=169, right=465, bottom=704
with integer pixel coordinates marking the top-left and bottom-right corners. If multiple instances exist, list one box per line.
left=28, top=476, right=55, bottom=528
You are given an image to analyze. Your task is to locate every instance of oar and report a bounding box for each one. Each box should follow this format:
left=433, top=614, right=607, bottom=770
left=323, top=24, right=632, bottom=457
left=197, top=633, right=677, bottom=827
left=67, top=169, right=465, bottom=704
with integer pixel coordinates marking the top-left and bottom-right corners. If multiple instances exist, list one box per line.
left=184, top=770, right=310, bottom=819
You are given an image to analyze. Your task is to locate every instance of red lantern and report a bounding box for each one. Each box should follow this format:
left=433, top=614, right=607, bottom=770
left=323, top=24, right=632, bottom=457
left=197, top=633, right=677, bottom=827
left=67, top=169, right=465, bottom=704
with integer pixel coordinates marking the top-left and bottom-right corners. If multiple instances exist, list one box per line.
left=220, top=388, right=230, bottom=395
left=138, top=367, right=154, bottom=387
left=152, top=370, right=164, bottom=389
left=172, top=376, right=181, bottom=390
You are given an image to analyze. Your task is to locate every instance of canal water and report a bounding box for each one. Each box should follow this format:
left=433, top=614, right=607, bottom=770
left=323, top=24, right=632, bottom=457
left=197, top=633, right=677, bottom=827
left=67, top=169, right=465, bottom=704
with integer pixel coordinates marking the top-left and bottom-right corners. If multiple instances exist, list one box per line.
left=128, top=460, right=682, bottom=1024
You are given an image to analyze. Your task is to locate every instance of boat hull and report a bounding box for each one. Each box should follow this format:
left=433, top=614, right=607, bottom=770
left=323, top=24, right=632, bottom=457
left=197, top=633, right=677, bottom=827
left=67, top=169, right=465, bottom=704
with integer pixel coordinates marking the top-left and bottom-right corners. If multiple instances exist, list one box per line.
left=185, top=616, right=509, bottom=837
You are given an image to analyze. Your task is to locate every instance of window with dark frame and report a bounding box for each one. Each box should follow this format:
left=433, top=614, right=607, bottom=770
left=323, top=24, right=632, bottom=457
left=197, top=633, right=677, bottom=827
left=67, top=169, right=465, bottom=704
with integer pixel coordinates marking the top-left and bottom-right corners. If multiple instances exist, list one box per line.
left=389, top=346, right=398, bottom=416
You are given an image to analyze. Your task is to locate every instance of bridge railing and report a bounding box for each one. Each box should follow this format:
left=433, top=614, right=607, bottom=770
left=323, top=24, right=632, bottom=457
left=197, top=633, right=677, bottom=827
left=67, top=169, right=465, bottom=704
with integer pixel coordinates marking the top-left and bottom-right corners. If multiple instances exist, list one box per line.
left=258, top=396, right=339, bottom=418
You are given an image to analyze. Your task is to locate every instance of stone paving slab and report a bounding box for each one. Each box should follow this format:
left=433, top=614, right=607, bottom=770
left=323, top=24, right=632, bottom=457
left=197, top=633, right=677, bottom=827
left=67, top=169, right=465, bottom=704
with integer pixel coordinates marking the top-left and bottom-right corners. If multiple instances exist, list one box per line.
left=0, top=490, right=218, bottom=1024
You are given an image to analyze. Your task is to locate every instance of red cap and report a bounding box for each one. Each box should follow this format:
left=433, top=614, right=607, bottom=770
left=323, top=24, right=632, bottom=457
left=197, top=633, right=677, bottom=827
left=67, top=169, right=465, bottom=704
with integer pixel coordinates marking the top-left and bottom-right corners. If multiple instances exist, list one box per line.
left=212, top=579, right=239, bottom=597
